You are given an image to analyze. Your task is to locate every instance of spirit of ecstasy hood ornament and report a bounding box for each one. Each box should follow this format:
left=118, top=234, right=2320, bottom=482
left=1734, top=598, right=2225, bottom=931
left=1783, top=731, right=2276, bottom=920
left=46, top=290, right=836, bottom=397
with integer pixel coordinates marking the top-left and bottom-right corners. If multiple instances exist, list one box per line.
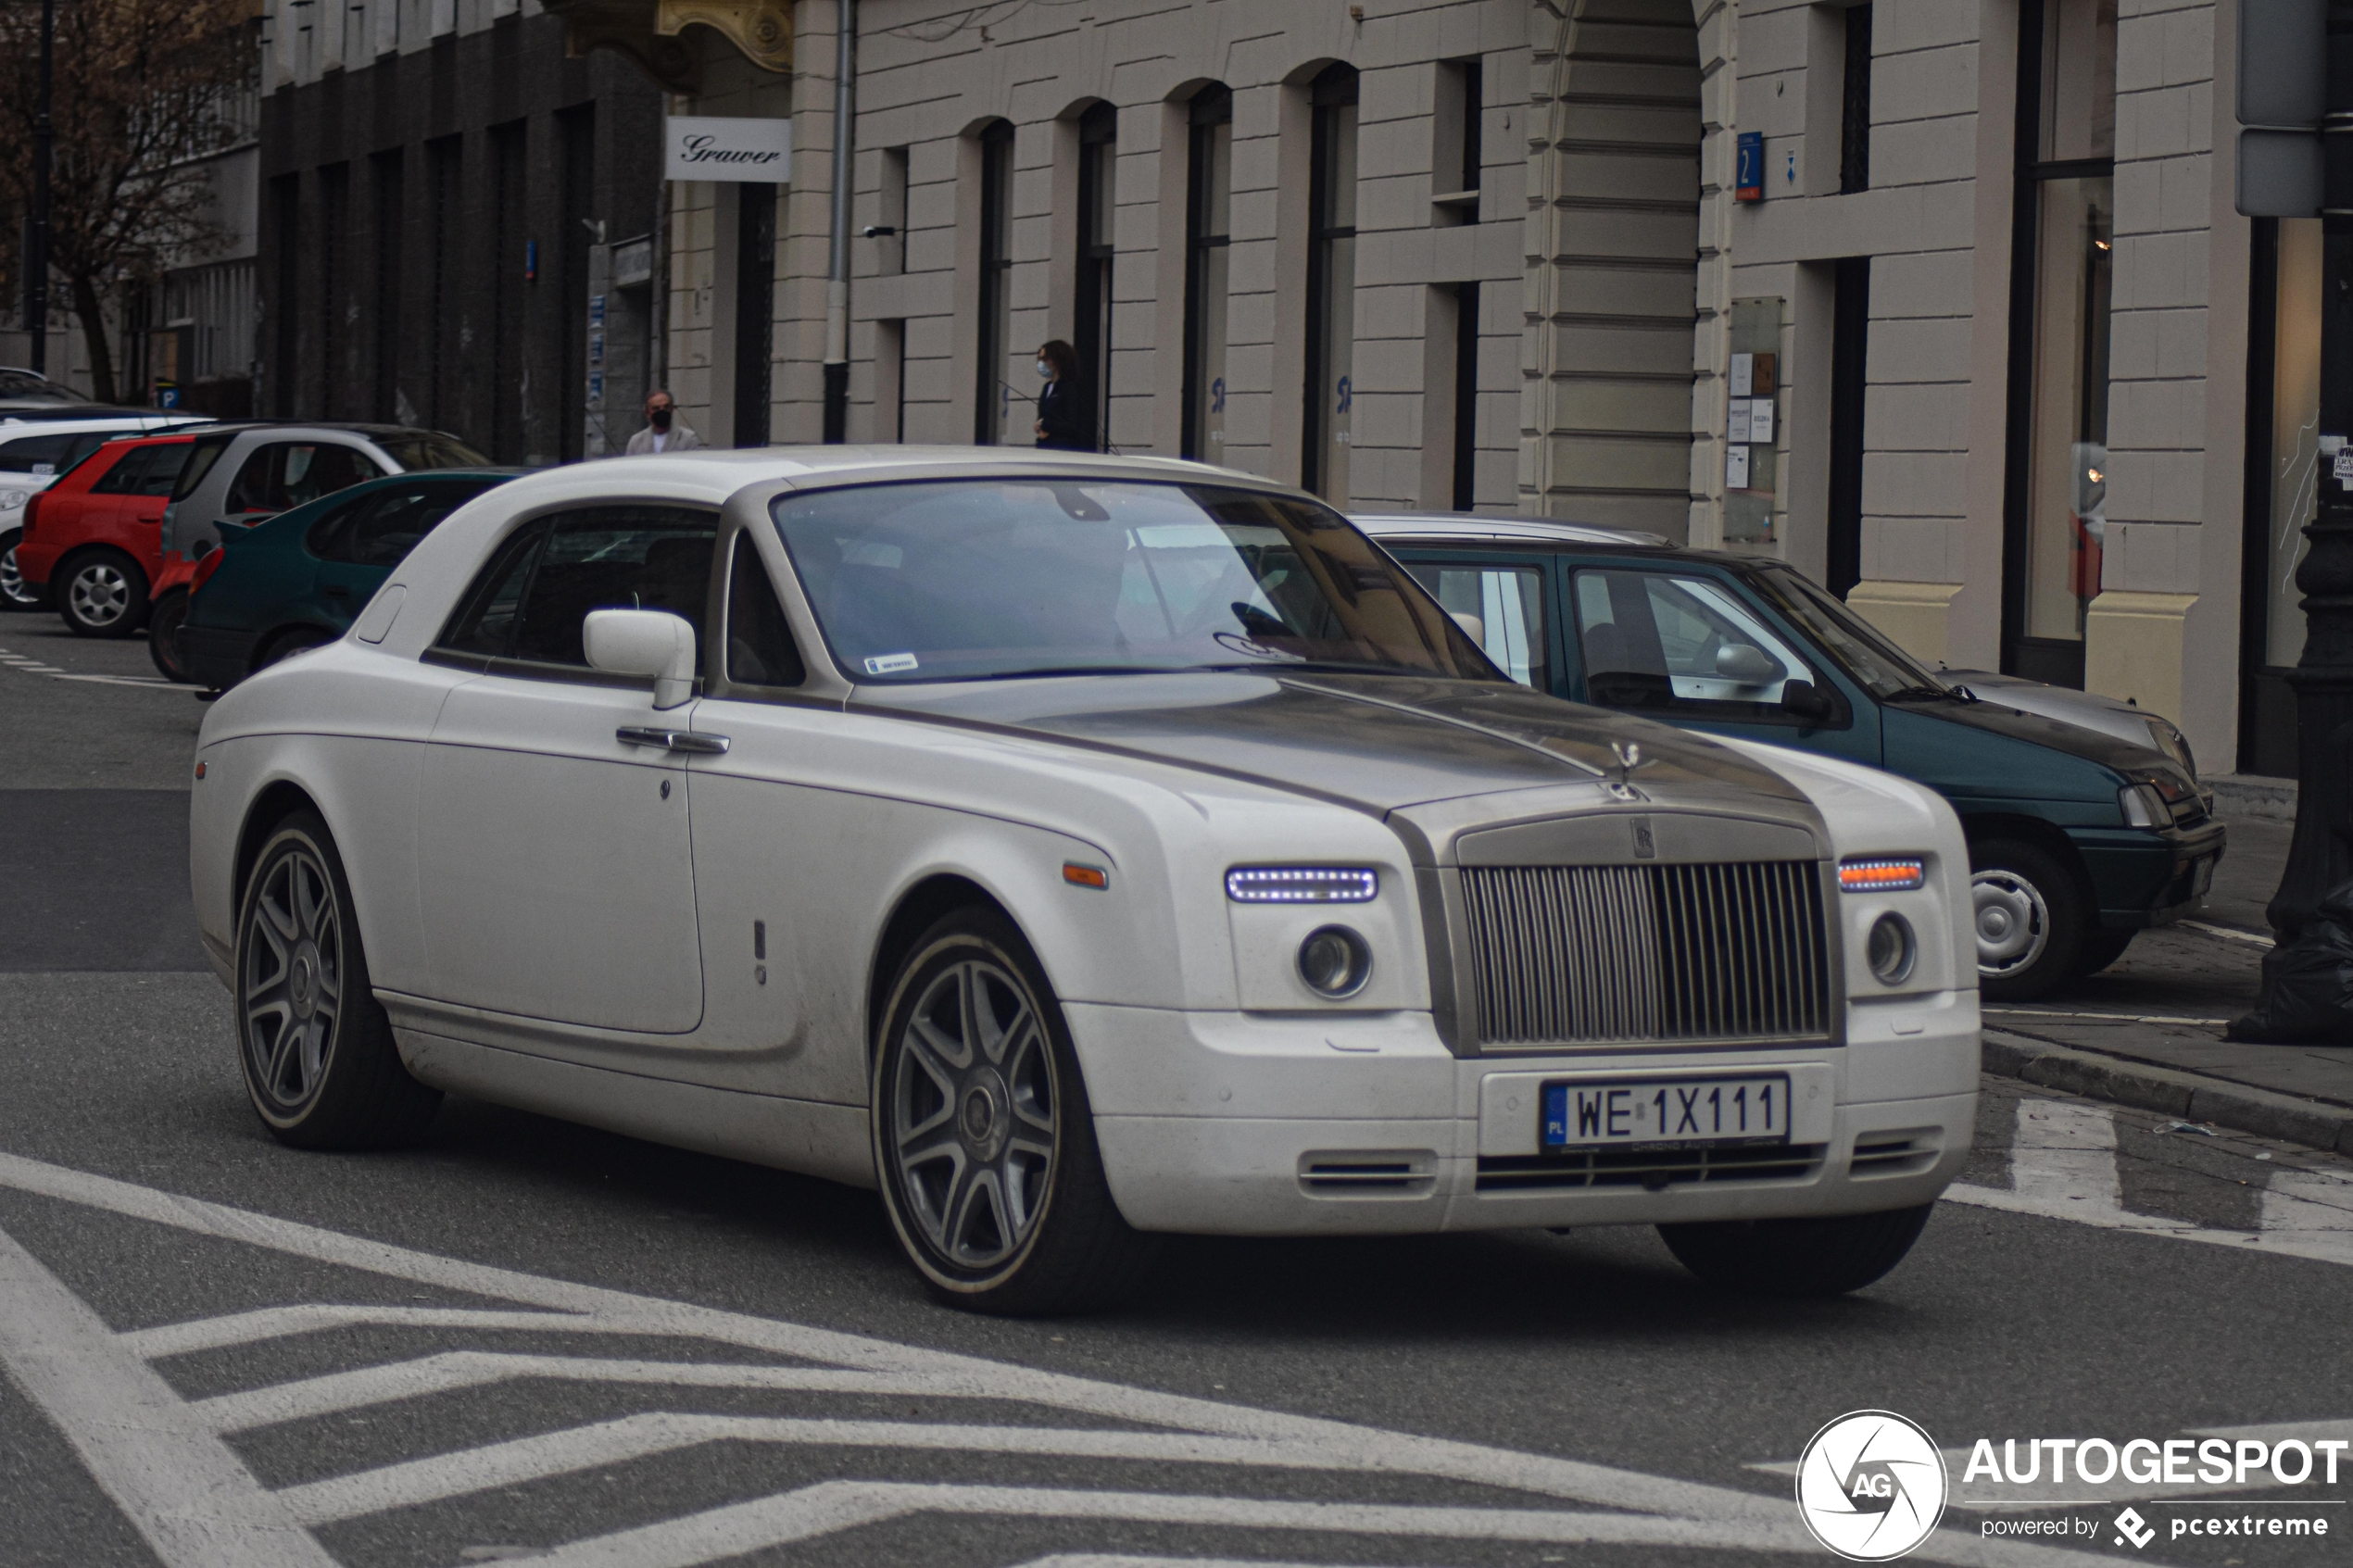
left=1605, top=739, right=1652, bottom=801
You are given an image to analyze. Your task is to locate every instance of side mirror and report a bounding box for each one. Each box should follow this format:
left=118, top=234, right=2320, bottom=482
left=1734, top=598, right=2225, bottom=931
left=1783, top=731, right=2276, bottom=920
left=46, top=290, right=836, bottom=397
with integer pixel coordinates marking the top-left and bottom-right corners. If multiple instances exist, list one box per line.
left=1714, top=642, right=1784, bottom=684
left=1781, top=678, right=1832, bottom=722
left=584, top=608, right=697, bottom=711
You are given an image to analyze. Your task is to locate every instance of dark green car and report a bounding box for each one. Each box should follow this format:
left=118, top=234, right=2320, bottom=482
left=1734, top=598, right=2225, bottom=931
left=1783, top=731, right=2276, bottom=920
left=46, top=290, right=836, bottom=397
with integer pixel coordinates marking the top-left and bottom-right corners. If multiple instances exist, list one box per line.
left=172, top=469, right=521, bottom=691
left=1358, top=514, right=2225, bottom=1002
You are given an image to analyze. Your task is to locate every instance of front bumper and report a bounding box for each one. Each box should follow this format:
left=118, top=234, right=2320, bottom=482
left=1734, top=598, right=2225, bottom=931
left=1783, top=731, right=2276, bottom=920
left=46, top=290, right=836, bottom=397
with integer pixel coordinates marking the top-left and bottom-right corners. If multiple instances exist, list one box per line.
left=2071, top=816, right=2228, bottom=928
left=1067, top=999, right=1977, bottom=1236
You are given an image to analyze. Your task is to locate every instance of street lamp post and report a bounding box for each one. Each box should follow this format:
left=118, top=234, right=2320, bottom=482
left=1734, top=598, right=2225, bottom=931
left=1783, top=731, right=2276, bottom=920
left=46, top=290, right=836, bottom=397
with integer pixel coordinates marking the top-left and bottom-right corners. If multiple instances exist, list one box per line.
left=25, top=0, right=55, bottom=375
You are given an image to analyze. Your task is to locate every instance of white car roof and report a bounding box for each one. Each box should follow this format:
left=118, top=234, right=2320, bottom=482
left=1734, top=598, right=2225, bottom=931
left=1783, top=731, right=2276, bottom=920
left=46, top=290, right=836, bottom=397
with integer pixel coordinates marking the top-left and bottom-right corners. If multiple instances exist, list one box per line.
left=0, top=412, right=210, bottom=439
left=1352, top=512, right=1670, bottom=547
left=486, top=444, right=1267, bottom=508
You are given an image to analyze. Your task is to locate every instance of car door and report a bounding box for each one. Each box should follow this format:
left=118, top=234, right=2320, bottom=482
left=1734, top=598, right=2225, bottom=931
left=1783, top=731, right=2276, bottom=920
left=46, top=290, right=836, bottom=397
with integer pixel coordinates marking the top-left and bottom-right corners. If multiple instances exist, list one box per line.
left=1392, top=553, right=1565, bottom=696
left=1560, top=559, right=1882, bottom=766
left=415, top=503, right=720, bottom=1035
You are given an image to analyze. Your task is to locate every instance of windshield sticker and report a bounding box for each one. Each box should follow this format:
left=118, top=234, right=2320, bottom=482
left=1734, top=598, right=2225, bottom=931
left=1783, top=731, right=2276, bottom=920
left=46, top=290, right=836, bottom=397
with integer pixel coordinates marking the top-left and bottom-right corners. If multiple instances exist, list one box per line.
left=864, top=652, right=920, bottom=675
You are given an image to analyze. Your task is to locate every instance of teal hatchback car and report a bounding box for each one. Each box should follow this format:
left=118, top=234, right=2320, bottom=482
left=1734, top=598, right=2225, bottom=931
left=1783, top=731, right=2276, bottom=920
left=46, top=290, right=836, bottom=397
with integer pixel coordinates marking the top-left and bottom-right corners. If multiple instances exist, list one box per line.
left=1358, top=514, right=2225, bottom=1002
left=170, top=469, right=522, bottom=691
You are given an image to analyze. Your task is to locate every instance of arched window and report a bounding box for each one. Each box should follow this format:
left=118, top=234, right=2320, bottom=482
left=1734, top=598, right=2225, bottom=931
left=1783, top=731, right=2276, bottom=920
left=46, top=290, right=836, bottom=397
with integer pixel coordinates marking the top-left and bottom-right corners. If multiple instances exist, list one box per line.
left=1303, top=64, right=1358, bottom=502
left=1182, top=84, right=1232, bottom=462
left=975, top=119, right=1015, bottom=443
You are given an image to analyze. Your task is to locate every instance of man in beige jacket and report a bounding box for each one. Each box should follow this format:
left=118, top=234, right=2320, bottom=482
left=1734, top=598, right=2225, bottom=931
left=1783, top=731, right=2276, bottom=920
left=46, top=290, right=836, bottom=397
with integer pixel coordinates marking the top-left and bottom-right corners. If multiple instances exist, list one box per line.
left=624, top=390, right=705, bottom=455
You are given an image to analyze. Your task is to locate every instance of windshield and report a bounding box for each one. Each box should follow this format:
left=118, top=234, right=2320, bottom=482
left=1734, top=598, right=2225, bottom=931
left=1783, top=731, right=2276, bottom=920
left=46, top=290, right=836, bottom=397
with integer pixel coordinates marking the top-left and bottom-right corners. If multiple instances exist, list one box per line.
left=378, top=434, right=491, bottom=470
left=1750, top=566, right=1941, bottom=700
left=772, top=479, right=1496, bottom=684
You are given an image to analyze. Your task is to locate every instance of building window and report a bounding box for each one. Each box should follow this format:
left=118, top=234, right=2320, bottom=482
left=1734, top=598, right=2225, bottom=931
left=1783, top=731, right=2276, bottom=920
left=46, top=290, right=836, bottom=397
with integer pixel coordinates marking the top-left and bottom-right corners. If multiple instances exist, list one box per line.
left=1303, top=64, right=1359, bottom=503
left=370, top=151, right=403, bottom=423
left=2002, top=0, right=2115, bottom=687
left=1434, top=56, right=1482, bottom=222
left=880, top=146, right=909, bottom=276
left=735, top=182, right=777, bottom=447
left=2241, top=218, right=2321, bottom=777
left=975, top=120, right=1014, bottom=444
left=1840, top=4, right=1872, bottom=194
left=1074, top=102, right=1116, bottom=452
left=426, top=134, right=461, bottom=433
left=1182, top=85, right=1232, bottom=462
left=1453, top=282, right=1479, bottom=509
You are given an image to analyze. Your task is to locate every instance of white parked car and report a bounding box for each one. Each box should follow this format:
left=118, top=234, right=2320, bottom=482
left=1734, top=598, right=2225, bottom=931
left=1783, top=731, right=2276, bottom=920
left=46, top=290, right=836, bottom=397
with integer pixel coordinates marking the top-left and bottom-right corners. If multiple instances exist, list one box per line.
left=190, top=449, right=1979, bottom=1312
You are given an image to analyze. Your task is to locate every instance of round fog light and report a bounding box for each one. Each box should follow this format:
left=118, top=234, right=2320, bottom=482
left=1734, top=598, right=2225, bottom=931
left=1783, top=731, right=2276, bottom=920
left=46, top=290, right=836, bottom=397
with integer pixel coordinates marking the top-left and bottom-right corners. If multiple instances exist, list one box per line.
left=1297, top=925, right=1373, bottom=998
left=1867, top=912, right=1917, bottom=987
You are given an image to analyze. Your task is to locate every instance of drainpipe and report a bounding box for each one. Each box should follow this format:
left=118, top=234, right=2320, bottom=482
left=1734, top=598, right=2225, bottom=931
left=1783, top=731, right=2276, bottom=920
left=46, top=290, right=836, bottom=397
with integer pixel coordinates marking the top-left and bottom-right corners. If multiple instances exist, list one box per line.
left=822, top=0, right=855, bottom=442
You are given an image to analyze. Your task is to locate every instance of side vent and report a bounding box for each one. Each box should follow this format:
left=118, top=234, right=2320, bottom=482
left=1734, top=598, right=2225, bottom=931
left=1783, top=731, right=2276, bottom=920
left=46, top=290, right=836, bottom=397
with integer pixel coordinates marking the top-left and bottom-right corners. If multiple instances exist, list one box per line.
left=1298, top=1149, right=1439, bottom=1198
left=1848, top=1129, right=1941, bottom=1177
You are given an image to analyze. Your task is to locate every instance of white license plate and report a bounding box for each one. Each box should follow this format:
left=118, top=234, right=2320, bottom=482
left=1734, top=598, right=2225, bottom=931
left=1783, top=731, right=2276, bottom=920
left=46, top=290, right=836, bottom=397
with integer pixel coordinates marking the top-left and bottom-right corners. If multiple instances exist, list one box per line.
left=1541, top=1075, right=1790, bottom=1149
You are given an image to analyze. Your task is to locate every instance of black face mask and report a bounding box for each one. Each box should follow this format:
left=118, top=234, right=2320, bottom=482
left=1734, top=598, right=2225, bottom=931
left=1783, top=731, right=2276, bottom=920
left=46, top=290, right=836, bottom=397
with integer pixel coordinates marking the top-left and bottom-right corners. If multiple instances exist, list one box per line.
left=649, top=407, right=674, bottom=431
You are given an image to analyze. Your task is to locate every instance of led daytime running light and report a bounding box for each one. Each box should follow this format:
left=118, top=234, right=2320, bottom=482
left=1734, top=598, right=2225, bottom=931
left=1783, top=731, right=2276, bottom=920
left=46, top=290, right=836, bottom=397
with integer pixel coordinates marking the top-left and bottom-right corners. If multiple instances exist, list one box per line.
left=1838, top=857, right=1925, bottom=893
left=1226, top=866, right=1379, bottom=904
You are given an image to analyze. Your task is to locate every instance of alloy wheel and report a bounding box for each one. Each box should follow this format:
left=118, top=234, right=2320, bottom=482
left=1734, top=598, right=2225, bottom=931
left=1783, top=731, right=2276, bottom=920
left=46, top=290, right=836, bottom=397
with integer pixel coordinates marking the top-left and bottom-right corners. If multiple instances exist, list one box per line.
left=887, top=957, right=1058, bottom=1271
left=242, top=845, right=345, bottom=1113
left=1971, top=868, right=2049, bottom=979
left=0, top=543, right=39, bottom=608
left=69, top=561, right=132, bottom=628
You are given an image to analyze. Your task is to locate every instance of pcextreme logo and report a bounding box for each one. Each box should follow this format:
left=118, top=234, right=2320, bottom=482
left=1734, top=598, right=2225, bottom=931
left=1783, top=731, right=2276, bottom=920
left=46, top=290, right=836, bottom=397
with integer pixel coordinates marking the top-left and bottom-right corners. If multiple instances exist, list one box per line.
left=1794, top=1410, right=1951, bottom=1561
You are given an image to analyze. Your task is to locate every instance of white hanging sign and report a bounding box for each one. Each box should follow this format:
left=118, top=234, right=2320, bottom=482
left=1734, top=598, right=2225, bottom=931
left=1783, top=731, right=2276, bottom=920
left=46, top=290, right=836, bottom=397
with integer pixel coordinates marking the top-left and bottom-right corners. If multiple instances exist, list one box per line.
left=665, top=117, right=793, bottom=182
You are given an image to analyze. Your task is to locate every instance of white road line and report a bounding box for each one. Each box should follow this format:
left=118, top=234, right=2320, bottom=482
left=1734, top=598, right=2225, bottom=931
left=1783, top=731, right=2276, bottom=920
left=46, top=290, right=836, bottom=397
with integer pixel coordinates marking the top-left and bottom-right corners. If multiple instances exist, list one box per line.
left=126, top=1304, right=668, bottom=1359
left=1944, top=1099, right=2353, bottom=1268
left=1986, top=1008, right=2233, bottom=1027
left=0, top=1148, right=2103, bottom=1568
left=2183, top=919, right=2275, bottom=948
left=519, top=1479, right=1807, bottom=1568
left=195, top=1350, right=921, bottom=1432
left=0, top=1222, right=335, bottom=1568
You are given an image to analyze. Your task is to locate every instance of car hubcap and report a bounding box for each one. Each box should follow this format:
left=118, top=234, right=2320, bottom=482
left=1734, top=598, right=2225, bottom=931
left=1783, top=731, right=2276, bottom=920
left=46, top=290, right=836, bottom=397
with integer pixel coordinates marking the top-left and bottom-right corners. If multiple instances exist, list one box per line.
left=889, top=958, right=1055, bottom=1270
left=1972, top=869, right=2049, bottom=977
left=0, top=544, right=34, bottom=607
left=69, top=563, right=130, bottom=626
left=243, top=847, right=342, bottom=1110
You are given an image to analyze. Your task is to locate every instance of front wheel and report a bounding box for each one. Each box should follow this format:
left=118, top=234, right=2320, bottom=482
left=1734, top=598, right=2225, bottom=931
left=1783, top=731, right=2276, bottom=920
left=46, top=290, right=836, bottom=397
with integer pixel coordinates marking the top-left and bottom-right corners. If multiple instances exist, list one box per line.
left=236, top=809, right=441, bottom=1148
left=1969, top=838, right=2089, bottom=1002
left=0, top=529, right=44, bottom=611
left=871, top=907, right=1158, bottom=1314
left=148, top=588, right=192, bottom=682
left=1658, top=1204, right=1933, bottom=1298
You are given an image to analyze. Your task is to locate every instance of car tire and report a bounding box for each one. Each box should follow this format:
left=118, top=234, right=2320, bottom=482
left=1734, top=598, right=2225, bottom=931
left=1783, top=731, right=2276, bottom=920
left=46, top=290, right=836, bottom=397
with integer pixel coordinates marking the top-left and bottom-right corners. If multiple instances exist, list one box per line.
left=0, top=529, right=44, bottom=611
left=148, top=588, right=193, bottom=682
left=871, top=906, right=1159, bottom=1314
left=1657, top=1203, right=1933, bottom=1298
left=56, top=548, right=149, bottom=638
left=2074, top=927, right=2135, bottom=978
left=1968, top=838, right=2088, bottom=1003
left=236, top=809, right=441, bottom=1149
left=255, top=625, right=334, bottom=671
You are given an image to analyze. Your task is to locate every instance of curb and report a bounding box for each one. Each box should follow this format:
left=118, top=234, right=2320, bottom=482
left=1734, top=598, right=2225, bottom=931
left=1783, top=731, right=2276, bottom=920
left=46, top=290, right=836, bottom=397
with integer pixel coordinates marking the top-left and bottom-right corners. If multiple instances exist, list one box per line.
left=1982, top=1028, right=2353, bottom=1157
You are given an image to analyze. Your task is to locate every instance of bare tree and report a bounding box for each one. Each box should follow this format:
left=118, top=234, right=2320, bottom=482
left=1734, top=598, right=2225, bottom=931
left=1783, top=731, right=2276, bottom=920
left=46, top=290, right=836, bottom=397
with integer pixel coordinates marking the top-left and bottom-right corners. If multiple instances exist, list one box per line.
left=0, top=0, right=253, bottom=403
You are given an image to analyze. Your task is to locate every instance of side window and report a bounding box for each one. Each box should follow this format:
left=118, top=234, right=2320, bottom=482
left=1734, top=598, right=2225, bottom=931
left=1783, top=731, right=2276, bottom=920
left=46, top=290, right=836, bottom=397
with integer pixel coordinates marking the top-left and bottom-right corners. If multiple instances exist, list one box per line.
left=0, top=433, right=71, bottom=474
left=311, top=483, right=484, bottom=567
left=225, top=445, right=286, bottom=513
left=92, top=443, right=182, bottom=496
left=1403, top=561, right=1549, bottom=688
left=507, top=507, right=719, bottom=669
left=724, top=537, right=807, bottom=688
left=228, top=442, right=384, bottom=515
left=1571, top=569, right=1815, bottom=719
left=437, top=521, right=549, bottom=659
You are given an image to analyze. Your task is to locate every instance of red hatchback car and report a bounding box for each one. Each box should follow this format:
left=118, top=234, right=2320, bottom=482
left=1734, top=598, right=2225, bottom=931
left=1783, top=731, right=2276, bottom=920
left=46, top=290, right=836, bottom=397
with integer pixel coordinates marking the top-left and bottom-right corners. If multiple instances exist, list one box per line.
left=14, top=433, right=196, bottom=636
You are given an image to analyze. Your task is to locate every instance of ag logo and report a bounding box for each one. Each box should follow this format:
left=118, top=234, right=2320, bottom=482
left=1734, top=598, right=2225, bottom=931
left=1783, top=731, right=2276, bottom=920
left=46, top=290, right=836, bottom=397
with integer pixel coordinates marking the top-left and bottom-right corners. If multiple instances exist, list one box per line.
left=1794, top=1411, right=1949, bottom=1561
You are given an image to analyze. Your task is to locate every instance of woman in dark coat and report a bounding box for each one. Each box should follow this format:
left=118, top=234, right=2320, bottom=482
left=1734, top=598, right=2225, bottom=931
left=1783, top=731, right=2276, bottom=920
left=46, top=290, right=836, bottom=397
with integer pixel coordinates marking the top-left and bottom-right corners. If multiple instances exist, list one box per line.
left=1032, top=340, right=1093, bottom=450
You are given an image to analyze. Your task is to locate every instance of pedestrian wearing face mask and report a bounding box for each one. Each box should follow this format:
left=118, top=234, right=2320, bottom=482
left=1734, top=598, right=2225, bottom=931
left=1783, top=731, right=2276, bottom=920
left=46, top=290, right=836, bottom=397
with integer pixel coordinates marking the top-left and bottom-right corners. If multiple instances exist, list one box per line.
left=1032, top=341, right=1093, bottom=451
left=625, top=390, right=706, bottom=455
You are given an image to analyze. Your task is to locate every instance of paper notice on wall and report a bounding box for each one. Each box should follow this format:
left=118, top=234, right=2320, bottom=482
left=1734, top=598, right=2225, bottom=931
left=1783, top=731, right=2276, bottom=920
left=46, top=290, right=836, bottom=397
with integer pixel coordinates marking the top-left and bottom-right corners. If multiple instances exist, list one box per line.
left=2334, top=447, right=2353, bottom=488
left=1726, top=444, right=1751, bottom=490
left=1728, top=401, right=1752, bottom=443
left=1730, top=353, right=1754, bottom=397
left=1749, top=397, right=1775, bottom=444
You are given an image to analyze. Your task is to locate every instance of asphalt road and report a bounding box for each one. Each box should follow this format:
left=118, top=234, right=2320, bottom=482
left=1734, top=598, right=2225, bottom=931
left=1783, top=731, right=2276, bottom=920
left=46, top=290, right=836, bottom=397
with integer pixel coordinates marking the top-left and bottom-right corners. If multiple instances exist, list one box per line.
left=2, top=610, right=2349, bottom=1568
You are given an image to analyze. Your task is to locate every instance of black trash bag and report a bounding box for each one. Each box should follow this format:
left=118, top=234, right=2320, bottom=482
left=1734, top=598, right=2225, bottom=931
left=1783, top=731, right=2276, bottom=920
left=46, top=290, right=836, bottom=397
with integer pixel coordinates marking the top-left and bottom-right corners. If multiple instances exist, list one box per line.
left=2228, top=878, right=2353, bottom=1044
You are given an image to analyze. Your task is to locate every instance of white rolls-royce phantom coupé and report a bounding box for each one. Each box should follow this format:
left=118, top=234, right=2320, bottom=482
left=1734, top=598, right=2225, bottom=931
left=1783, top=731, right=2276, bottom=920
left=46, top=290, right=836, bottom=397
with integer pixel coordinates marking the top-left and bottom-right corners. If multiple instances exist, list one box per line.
left=189, top=448, right=1978, bottom=1312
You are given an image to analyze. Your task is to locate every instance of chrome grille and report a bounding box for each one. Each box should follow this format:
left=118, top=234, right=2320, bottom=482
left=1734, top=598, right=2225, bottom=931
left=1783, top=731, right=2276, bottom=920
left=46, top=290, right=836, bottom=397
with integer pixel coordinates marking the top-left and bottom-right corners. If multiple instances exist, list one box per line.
left=1459, top=861, right=1831, bottom=1047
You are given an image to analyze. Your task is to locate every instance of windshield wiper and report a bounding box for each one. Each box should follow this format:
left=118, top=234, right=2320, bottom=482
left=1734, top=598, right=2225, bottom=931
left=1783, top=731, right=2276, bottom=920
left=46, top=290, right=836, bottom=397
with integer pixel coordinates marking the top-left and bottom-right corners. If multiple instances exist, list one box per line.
left=1882, top=684, right=1958, bottom=703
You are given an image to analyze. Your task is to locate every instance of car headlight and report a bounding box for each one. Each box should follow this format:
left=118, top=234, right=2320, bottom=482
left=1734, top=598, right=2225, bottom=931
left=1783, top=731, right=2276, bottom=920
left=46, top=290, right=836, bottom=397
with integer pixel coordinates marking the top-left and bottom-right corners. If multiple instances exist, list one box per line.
left=1839, top=856, right=1925, bottom=892
left=1866, top=913, right=1917, bottom=986
left=1297, top=925, right=1374, bottom=997
left=1226, top=866, right=1378, bottom=903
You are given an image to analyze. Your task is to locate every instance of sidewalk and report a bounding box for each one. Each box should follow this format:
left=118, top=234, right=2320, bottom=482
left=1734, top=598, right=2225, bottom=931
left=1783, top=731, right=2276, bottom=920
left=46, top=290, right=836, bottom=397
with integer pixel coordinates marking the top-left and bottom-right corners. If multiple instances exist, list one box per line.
left=1977, top=812, right=2353, bottom=1155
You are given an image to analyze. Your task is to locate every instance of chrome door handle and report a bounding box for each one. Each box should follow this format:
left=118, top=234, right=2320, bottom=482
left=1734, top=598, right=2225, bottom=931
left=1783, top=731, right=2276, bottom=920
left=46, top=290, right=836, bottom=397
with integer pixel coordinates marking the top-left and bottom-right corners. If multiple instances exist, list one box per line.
left=615, top=726, right=731, bottom=755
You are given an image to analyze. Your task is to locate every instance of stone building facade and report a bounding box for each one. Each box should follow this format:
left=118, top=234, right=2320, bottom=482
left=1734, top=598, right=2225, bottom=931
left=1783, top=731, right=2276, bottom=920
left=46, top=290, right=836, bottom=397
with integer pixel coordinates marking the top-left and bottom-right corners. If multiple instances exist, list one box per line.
left=257, top=0, right=2308, bottom=780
